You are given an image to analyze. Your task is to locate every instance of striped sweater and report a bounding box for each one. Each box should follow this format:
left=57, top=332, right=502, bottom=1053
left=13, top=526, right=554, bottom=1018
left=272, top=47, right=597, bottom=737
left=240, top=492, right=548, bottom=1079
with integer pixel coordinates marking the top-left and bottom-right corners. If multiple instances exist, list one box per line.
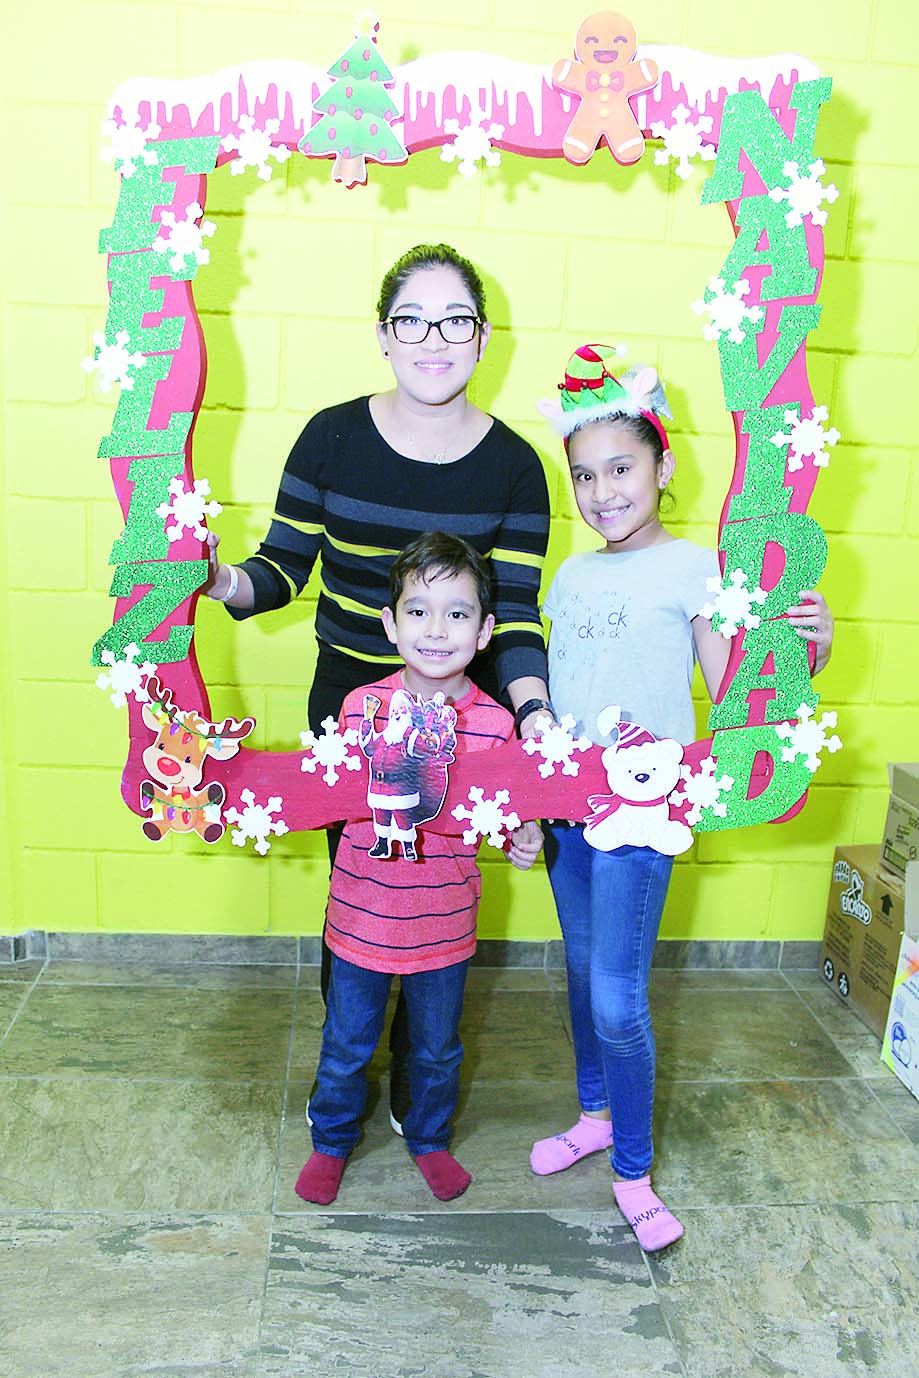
left=229, top=397, right=550, bottom=694
left=326, top=674, right=515, bottom=974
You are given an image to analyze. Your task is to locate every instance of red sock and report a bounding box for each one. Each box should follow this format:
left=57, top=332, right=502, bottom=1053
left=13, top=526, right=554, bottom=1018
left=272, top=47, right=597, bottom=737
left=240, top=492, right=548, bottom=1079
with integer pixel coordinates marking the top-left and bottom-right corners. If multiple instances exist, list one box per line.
left=295, top=1151, right=347, bottom=1205
left=413, top=1150, right=471, bottom=1201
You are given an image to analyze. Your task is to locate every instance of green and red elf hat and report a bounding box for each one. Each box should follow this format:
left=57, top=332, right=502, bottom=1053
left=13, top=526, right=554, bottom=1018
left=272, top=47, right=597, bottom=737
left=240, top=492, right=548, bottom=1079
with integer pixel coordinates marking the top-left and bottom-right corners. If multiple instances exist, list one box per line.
left=537, top=344, right=672, bottom=449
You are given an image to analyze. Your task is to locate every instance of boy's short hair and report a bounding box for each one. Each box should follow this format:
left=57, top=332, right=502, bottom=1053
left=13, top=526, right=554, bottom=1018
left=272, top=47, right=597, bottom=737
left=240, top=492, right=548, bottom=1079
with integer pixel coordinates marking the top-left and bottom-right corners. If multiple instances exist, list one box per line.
left=388, top=532, right=494, bottom=620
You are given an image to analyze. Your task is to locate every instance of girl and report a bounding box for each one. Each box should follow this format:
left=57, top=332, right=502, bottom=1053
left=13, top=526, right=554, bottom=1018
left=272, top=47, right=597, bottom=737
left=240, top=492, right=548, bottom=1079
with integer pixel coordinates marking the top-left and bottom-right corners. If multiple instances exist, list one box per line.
left=530, top=344, right=833, bottom=1252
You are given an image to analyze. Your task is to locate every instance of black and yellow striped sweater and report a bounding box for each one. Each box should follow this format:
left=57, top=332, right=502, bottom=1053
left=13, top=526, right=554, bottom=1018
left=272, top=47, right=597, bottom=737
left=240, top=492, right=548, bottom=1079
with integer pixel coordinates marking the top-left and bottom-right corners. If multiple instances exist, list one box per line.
left=230, top=397, right=550, bottom=695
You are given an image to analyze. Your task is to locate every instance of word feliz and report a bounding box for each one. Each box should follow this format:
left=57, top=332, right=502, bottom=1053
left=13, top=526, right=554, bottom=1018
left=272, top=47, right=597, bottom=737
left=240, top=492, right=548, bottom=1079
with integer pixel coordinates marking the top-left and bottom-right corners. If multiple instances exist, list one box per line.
left=90, top=80, right=832, bottom=832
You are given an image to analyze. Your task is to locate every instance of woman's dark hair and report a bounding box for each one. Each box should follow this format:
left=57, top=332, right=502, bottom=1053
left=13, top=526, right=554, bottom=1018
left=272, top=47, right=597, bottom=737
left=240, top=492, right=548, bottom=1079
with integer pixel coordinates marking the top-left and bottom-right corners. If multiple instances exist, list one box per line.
left=377, top=244, right=487, bottom=322
left=388, top=532, right=494, bottom=620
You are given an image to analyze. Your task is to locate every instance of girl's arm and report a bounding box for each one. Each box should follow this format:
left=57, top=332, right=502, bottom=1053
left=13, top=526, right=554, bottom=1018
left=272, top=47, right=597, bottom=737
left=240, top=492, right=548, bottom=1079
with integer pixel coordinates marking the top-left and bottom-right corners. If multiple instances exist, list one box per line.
left=692, top=588, right=836, bottom=702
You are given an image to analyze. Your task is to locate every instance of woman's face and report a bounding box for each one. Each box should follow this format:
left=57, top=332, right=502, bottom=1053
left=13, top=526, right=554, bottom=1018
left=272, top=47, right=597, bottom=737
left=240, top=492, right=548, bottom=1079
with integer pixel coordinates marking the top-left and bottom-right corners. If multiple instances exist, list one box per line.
left=377, top=264, right=490, bottom=408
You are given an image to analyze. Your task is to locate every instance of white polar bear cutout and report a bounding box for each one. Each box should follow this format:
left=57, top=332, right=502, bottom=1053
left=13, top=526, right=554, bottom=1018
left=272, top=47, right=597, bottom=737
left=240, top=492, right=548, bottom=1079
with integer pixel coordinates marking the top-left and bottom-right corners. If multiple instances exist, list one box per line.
left=583, top=710, right=694, bottom=857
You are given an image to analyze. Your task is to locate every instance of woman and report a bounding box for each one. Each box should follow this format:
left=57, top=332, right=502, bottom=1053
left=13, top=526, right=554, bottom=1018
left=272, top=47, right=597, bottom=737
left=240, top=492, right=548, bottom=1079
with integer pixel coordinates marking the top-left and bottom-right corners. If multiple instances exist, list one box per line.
left=205, top=243, right=554, bottom=1128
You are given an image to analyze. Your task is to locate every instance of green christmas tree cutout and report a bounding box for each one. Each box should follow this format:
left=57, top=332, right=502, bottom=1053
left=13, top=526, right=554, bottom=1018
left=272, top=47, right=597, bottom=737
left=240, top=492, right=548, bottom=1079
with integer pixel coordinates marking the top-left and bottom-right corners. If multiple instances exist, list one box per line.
left=299, top=16, right=407, bottom=187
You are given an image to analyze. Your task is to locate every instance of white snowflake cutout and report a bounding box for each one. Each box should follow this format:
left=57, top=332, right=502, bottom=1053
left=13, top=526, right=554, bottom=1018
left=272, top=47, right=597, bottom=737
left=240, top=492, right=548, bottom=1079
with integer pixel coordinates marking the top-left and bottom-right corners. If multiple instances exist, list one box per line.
left=100, top=116, right=162, bottom=178
left=299, top=716, right=363, bottom=786
left=224, top=790, right=289, bottom=856
left=153, top=202, right=216, bottom=275
left=440, top=107, right=504, bottom=178
left=768, top=159, right=839, bottom=228
left=700, top=569, right=768, bottom=639
left=521, top=714, right=592, bottom=779
left=155, top=477, right=223, bottom=542
left=650, top=103, right=716, bottom=181
left=81, top=329, right=146, bottom=393
left=452, top=787, right=521, bottom=849
left=222, top=115, right=291, bottom=182
left=775, top=704, right=843, bottom=773
left=771, top=405, right=841, bottom=472
left=95, top=643, right=158, bottom=708
left=670, top=755, right=735, bottom=825
left=692, top=277, right=764, bottom=345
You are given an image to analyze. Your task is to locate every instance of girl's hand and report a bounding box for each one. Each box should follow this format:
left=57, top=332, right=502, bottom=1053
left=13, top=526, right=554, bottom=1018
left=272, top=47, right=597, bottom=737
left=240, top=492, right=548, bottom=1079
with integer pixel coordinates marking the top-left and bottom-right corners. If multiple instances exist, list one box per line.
left=505, top=820, right=543, bottom=871
left=787, top=589, right=834, bottom=674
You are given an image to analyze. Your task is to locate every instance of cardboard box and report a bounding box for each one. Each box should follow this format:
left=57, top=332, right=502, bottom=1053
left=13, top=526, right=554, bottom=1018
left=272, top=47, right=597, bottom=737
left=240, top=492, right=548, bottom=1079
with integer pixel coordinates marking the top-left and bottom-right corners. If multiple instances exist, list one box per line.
left=882, top=932, right=919, bottom=1102
left=819, top=844, right=908, bottom=1038
left=880, top=763, right=919, bottom=880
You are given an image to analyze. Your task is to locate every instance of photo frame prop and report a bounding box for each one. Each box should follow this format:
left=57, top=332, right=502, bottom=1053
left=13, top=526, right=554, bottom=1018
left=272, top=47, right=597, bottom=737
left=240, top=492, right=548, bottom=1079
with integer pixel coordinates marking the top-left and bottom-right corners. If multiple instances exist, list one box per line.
left=87, top=11, right=841, bottom=857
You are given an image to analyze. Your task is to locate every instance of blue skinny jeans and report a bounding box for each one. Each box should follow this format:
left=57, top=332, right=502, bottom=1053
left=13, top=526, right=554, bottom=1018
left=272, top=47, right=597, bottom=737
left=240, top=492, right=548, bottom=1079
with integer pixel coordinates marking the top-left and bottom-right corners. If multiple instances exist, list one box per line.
left=544, top=822, right=673, bottom=1180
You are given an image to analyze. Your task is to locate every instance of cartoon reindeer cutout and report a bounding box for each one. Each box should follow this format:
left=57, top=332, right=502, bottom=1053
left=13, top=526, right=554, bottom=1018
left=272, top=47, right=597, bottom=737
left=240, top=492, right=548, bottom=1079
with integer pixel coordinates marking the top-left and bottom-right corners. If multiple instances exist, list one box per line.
left=139, top=676, right=255, bottom=843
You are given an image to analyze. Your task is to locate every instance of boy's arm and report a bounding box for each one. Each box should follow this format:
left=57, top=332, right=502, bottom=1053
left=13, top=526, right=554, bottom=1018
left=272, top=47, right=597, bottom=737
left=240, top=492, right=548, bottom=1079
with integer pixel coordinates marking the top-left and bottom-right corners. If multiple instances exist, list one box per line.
left=692, top=588, right=836, bottom=702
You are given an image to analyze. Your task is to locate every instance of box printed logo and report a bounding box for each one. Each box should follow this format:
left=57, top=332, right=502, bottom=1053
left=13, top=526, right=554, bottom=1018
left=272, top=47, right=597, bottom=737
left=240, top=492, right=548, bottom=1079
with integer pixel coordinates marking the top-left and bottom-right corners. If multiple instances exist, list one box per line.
left=840, top=869, right=871, bottom=926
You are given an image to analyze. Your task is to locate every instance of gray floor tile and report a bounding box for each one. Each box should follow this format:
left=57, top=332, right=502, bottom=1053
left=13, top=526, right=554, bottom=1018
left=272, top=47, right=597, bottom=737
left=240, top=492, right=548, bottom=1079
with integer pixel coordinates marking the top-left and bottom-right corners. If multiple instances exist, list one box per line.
left=261, top=1211, right=683, bottom=1378
left=867, top=1075, right=919, bottom=1145
left=0, top=1077, right=283, bottom=1212
left=650, top=1077, right=919, bottom=1208
left=653, top=987, right=857, bottom=1082
left=783, top=970, right=890, bottom=1078
left=39, top=959, right=298, bottom=990
left=648, top=1201, right=919, bottom=1378
left=0, top=985, right=293, bottom=1081
left=458, top=988, right=575, bottom=1083
left=0, top=984, right=28, bottom=1034
left=0, top=1213, right=267, bottom=1378
left=0, top=959, right=44, bottom=984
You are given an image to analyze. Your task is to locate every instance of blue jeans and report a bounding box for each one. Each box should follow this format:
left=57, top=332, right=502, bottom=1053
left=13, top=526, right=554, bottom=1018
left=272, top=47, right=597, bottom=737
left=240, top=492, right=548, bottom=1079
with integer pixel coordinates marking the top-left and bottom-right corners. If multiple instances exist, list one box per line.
left=544, top=822, right=673, bottom=1181
left=309, top=953, right=470, bottom=1158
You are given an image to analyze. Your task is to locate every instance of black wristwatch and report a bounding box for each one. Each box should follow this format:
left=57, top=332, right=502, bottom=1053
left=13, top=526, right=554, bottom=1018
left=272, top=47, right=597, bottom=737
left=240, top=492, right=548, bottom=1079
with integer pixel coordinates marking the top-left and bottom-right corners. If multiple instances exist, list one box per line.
left=514, top=697, right=557, bottom=735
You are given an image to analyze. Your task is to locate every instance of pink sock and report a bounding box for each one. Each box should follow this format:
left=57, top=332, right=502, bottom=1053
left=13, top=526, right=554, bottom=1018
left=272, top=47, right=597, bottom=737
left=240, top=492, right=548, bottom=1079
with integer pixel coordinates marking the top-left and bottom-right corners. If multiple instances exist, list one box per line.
left=413, top=1150, right=471, bottom=1201
left=294, top=1151, right=347, bottom=1206
left=613, top=1175, right=683, bottom=1252
left=530, top=1113, right=613, bottom=1176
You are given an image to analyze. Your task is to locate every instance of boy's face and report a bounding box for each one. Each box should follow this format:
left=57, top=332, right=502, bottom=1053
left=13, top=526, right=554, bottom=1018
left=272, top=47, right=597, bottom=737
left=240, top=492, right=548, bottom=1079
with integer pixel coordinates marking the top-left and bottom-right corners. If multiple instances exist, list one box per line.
left=381, top=569, right=494, bottom=697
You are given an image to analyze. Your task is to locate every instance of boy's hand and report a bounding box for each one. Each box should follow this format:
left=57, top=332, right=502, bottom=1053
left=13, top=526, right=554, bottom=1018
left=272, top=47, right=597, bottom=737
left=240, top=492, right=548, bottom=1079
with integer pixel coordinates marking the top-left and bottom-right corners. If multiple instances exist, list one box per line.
left=787, top=589, right=834, bottom=674
left=505, top=820, right=543, bottom=871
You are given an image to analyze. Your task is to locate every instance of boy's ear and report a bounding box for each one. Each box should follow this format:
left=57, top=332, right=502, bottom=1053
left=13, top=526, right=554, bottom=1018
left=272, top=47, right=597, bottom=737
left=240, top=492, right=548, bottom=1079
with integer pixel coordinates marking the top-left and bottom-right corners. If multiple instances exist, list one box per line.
left=476, top=612, right=496, bottom=651
left=381, top=604, right=399, bottom=646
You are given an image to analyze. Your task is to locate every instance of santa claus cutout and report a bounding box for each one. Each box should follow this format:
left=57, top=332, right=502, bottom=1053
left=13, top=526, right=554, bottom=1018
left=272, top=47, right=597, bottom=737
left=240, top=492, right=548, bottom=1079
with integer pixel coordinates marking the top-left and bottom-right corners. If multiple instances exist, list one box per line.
left=360, top=689, right=458, bottom=861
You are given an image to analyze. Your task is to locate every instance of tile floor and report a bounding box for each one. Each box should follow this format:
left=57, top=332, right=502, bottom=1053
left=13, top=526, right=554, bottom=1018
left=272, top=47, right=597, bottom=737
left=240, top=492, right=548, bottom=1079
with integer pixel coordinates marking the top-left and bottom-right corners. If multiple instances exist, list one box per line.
left=1, top=957, right=918, bottom=1378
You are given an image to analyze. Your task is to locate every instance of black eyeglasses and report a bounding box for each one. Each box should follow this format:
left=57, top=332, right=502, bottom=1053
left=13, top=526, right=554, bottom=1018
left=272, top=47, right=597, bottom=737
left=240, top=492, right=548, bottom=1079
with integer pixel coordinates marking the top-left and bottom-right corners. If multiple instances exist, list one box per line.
left=384, top=314, right=481, bottom=345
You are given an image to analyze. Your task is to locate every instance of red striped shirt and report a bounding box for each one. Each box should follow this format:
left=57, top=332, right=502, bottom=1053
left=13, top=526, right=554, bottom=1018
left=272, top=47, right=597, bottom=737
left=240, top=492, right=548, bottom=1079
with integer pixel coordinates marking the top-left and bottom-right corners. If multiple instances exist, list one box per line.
left=326, top=673, right=515, bottom=974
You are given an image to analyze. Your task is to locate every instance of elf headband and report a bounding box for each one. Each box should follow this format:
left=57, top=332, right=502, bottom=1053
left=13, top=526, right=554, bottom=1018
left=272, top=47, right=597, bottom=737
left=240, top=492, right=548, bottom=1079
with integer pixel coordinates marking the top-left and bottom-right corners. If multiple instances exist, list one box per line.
left=537, top=344, right=672, bottom=450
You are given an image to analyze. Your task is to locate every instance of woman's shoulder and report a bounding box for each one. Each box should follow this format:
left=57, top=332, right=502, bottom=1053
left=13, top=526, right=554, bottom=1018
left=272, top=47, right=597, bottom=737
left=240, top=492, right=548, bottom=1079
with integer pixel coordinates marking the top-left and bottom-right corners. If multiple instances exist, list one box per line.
left=481, top=414, right=541, bottom=464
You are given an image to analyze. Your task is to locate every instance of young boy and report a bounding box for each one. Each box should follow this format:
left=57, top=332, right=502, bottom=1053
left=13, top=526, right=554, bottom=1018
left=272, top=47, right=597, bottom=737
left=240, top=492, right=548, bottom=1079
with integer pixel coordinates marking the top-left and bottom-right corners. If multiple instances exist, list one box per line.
left=295, top=533, right=543, bottom=1206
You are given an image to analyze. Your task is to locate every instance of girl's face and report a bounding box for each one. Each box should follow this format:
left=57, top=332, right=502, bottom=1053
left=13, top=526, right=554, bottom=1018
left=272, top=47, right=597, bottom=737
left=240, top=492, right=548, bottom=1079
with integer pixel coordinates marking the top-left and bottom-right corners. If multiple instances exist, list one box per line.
left=376, top=265, right=490, bottom=409
left=567, top=419, right=674, bottom=553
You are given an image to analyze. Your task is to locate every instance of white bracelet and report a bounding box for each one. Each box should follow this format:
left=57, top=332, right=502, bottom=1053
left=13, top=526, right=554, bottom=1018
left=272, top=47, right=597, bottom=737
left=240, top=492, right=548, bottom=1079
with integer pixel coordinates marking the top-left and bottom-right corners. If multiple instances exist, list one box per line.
left=213, top=564, right=239, bottom=602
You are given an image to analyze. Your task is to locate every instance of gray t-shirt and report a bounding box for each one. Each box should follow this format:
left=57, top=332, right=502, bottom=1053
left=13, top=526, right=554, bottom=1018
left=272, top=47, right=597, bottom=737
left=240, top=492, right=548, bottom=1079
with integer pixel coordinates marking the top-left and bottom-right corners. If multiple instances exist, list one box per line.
left=543, top=540, right=719, bottom=747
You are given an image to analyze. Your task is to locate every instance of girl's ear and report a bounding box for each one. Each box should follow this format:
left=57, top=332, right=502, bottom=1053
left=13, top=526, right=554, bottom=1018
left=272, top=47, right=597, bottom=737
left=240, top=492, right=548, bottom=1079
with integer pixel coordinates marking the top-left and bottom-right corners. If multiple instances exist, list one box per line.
left=659, top=447, right=676, bottom=489
left=380, top=604, right=399, bottom=646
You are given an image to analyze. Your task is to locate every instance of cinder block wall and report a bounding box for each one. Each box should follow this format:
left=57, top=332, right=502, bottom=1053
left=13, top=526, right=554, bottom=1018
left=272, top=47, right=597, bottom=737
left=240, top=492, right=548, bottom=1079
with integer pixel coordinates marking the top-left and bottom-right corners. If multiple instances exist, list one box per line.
left=2, top=0, right=916, bottom=943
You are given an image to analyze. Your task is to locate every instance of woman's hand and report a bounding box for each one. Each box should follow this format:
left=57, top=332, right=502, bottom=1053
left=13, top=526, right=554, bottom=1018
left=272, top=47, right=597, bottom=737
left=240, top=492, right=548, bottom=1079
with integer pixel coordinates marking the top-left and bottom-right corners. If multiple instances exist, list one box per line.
left=505, top=820, right=543, bottom=871
left=787, top=589, right=834, bottom=674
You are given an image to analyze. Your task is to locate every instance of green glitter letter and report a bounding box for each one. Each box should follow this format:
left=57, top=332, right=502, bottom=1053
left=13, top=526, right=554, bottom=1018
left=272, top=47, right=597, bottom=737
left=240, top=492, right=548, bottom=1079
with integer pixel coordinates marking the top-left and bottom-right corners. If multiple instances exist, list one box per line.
left=727, top=408, right=795, bottom=522
left=99, top=137, right=221, bottom=254
left=97, top=354, right=192, bottom=460
left=720, top=511, right=828, bottom=620
left=109, top=455, right=187, bottom=564
left=720, top=304, right=822, bottom=411
left=105, top=251, right=186, bottom=355
left=708, top=619, right=817, bottom=730
left=90, top=559, right=208, bottom=665
left=695, top=725, right=814, bottom=830
left=701, top=79, right=833, bottom=205
left=718, top=195, right=817, bottom=302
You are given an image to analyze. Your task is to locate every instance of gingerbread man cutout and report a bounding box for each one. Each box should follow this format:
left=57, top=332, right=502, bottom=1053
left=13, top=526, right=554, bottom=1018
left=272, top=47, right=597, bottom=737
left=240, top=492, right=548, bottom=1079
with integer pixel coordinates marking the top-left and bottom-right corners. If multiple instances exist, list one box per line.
left=553, top=11, right=658, bottom=166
